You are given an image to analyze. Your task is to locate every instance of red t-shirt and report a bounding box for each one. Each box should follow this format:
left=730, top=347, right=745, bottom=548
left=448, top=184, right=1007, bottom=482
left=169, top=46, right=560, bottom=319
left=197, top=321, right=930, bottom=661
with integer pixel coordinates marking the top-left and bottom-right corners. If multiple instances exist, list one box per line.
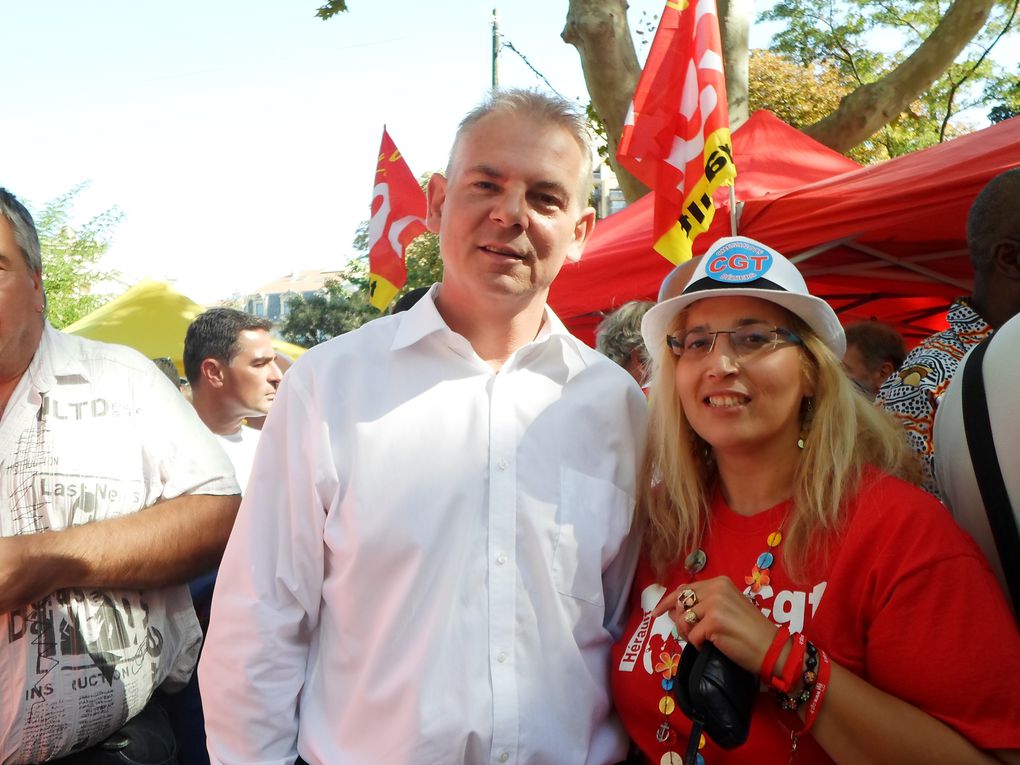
left=611, top=468, right=1020, bottom=763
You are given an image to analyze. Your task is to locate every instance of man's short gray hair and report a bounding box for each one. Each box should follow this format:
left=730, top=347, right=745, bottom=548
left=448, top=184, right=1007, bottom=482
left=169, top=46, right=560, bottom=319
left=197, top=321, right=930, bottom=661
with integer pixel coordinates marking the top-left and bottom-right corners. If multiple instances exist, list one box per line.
left=596, top=300, right=655, bottom=369
left=0, top=188, right=42, bottom=275
left=447, top=89, right=595, bottom=204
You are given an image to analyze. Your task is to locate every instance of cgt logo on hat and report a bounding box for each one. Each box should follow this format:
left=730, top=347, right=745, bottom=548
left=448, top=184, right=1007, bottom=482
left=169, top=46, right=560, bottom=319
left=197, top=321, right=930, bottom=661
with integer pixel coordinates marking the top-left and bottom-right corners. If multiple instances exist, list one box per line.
left=705, top=240, right=774, bottom=284
left=640, top=236, right=848, bottom=363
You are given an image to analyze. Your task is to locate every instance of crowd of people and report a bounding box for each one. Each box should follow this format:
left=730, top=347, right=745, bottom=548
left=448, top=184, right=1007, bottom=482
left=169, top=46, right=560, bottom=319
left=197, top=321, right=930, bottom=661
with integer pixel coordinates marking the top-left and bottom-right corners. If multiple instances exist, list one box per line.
left=1, top=89, right=1018, bottom=765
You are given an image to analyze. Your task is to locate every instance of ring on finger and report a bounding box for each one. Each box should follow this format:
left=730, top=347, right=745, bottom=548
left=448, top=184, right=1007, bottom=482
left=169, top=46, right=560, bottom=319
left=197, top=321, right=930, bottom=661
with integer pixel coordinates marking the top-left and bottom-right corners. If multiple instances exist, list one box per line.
left=678, top=588, right=698, bottom=610
left=683, top=609, right=700, bottom=626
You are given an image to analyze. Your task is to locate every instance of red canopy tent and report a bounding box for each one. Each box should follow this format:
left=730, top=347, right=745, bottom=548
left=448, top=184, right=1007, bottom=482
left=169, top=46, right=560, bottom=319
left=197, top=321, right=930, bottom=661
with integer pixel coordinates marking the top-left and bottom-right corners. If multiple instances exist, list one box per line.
left=550, top=112, right=1020, bottom=346
left=737, top=115, right=1020, bottom=344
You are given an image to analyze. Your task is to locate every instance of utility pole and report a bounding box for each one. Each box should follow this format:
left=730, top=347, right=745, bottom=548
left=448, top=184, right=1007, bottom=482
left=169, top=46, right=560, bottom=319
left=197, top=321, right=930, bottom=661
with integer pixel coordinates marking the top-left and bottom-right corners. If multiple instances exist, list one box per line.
left=491, top=8, right=500, bottom=89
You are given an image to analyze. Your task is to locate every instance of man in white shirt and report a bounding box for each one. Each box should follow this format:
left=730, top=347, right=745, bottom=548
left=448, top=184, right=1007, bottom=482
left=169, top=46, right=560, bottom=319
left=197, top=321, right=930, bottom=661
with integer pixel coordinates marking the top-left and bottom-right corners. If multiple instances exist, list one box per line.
left=171, top=308, right=282, bottom=764
left=0, top=188, right=241, bottom=764
left=184, top=307, right=282, bottom=489
left=200, top=90, right=648, bottom=765
left=935, top=311, right=1020, bottom=610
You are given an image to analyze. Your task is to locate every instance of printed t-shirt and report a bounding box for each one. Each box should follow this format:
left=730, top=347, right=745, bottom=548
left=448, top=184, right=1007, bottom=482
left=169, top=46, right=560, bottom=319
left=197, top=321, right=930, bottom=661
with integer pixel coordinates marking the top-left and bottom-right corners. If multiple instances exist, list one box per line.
left=0, top=326, right=238, bottom=764
left=611, top=468, right=1020, bottom=764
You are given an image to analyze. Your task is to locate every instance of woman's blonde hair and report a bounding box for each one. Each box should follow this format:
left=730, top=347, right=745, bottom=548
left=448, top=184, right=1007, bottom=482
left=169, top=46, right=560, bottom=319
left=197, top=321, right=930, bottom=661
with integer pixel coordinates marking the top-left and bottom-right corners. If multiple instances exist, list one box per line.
left=639, top=307, right=919, bottom=580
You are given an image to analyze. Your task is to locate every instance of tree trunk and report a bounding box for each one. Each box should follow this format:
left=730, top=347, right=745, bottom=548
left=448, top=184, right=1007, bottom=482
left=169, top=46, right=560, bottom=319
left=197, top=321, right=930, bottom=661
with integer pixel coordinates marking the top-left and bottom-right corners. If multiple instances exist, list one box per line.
left=563, top=0, right=648, bottom=202
left=718, top=0, right=753, bottom=130
left=565, top=0, right=994, bottom=204
left=802, top=0, right=996, bottom=151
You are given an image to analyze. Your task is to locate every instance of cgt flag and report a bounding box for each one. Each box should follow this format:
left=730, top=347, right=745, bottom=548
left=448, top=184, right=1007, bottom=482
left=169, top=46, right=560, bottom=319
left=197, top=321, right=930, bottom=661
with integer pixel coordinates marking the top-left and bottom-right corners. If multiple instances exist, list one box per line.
left=617, top=0, right=736, bottom=265
left=367, top=128, right=428, bottom=310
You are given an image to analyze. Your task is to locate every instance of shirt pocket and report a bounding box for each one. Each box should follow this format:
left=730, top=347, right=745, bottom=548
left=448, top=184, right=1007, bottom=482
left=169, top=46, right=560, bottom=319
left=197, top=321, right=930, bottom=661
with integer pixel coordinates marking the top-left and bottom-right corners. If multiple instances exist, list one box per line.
left=551, top=467, right=633, bottom=606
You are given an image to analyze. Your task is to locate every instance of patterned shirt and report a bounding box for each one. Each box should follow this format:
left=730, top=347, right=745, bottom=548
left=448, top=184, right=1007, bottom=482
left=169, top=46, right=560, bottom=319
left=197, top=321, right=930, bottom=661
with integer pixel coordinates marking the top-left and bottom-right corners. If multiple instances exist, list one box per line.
left=875, top=298, right=992, bottom=499
left=0, top=325, right=238, bottom=763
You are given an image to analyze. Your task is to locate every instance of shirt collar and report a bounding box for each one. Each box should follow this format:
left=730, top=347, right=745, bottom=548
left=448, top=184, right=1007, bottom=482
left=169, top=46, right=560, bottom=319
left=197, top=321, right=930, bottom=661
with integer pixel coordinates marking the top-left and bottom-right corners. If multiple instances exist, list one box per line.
left=946, top=297, right=989, bottom=331
left=390, top=284, right=452, bottom=351
left=27, top=323, right=91, bottom=394
left=390, top=284, right=588, bottom=366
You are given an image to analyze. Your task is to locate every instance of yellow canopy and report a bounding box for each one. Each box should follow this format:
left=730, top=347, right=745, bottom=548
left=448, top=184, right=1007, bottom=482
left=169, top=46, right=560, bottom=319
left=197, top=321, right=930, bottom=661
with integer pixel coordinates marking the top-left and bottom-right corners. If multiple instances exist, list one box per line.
left=62, top=279, right=306, bottom=377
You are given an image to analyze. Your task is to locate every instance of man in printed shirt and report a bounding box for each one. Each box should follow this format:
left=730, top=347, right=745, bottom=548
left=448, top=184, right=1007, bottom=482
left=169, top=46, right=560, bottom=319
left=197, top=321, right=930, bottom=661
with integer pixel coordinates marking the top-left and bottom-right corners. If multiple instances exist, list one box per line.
left=0, top=188, right=241, bottom=764
left=876, top=168, right=1020, bottom=499
left=200, top=90, right=648, bottom=765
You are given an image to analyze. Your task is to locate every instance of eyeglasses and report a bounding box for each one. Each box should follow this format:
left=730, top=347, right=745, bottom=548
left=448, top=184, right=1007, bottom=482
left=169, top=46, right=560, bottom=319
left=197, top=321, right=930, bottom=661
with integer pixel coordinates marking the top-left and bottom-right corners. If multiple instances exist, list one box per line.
left=666, top=322, right=803, bottom=360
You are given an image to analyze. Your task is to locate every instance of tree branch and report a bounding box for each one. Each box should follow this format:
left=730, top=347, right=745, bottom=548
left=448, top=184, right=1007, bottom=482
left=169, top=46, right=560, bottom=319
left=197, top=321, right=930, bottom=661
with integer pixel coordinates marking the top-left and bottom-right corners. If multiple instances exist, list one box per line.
left=803, top=0, right=996, bottom=152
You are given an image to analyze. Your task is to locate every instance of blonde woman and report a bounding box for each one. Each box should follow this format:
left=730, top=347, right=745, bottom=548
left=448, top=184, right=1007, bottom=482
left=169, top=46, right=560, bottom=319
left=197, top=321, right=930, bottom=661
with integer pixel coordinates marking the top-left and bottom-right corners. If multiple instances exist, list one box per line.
left=610, top=237, right=1020, bottom=764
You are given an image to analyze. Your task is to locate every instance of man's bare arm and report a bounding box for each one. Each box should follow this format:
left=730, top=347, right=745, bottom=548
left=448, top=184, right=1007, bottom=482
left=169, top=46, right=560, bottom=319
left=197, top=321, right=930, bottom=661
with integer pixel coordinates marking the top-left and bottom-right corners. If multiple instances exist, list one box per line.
left=0, top=493, right=241, bottom=613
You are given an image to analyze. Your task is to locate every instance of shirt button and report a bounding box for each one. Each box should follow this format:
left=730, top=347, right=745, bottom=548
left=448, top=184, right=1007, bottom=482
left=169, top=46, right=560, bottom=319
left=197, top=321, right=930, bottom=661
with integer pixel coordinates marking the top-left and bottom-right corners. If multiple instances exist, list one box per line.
left=497, top=651, right=508, bottom=663
left=499, top=753, right=509, bottom=763
left=495, top=552, right=508, bottom=566
left=497, top=458, right=508, bottom=471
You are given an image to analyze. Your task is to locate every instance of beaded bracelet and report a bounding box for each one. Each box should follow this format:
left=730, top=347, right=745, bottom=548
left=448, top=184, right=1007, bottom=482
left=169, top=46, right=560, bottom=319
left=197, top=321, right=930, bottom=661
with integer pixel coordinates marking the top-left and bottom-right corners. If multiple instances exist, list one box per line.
left=760, top=625, right=791, bottom=684
left=774, top=640, right=818, bottom=711
left=801, top=648, right=831, bottom=734
left=771, top=632, right=807, bottom=694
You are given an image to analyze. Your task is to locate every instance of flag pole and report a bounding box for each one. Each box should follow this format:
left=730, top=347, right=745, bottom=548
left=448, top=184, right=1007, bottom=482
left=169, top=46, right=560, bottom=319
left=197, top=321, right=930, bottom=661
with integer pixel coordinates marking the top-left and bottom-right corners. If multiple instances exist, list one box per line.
left=491, top=9, right=500, bottom=89
left=615, top=0, right=736, bottom=265
left=729, top=185, right=738, bottom=236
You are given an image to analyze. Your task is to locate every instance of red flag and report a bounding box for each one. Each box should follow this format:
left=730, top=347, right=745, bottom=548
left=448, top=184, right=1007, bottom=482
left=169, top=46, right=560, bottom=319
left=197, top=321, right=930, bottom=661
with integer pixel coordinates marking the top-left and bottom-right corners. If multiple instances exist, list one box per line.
left=617, top=0, right=736, bottom=265
left=368, top=128, right=428, bottom=310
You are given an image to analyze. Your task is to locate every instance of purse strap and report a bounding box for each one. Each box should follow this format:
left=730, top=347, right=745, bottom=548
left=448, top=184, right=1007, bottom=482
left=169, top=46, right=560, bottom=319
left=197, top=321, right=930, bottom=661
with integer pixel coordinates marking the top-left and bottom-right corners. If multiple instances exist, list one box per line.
left=683, top=718, right=705, bottom=765
left=959, top=335, right=1020, bottom=617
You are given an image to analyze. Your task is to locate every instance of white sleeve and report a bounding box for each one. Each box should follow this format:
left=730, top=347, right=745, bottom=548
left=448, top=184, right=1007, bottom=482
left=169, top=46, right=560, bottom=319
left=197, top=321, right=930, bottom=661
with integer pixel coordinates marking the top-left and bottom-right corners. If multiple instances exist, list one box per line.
left=135, top=357, right=240, bottom=500
left=199, top=368, right=336, bottom=764
left=602, top=380, right=648, bottom=641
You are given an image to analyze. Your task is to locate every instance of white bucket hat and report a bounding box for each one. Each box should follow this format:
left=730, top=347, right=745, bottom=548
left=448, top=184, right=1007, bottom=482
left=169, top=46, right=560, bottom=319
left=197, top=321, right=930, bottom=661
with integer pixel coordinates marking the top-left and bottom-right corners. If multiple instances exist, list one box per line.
left=640, top=236, right=846, bottom=362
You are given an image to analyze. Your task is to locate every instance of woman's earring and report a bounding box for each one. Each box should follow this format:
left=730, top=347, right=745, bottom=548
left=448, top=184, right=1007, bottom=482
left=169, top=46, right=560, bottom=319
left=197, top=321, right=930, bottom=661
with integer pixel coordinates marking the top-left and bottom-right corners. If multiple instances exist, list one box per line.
left=797, top=398, right=814, bottom=450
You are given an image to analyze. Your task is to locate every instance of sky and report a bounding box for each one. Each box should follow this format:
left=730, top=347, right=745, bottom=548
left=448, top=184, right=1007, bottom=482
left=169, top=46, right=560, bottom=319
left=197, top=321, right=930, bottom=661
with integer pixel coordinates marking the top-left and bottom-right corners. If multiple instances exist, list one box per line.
left=4, top=2, right=1010, bottom=305
left=1, top=0, right=668, bottom=304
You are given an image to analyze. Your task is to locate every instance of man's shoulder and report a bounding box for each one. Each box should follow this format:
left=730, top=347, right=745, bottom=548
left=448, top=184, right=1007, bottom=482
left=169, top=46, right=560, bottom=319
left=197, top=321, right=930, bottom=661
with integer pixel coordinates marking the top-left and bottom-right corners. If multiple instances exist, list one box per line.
left=876, top=327, right=960, bottom=403
left=564, top=335, right=640, bottom=385
left=297, top=313, right=402, bottom=367
left=548, top=334, right=648, bottom=422
left=47, top=328, right=163, bottom=381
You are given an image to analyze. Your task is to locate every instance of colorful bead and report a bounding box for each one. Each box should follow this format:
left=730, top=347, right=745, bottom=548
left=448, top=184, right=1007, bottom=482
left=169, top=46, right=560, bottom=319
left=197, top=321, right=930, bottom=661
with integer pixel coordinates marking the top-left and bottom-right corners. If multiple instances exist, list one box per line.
left=684, top=549, right=707, bottom=574
left=745, top=565, right=771, bottom=593
left=673, top=521, right=788, bottom=763
left=655, top=651, right=680, bottom=680
left=656, top=722, right=672, bottom=743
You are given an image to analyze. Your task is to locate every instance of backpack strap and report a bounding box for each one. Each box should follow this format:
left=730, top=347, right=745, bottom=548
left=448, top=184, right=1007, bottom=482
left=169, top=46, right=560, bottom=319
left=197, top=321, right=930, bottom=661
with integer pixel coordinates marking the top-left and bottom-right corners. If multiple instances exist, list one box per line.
left=960, top=335, right=1020, bottom=617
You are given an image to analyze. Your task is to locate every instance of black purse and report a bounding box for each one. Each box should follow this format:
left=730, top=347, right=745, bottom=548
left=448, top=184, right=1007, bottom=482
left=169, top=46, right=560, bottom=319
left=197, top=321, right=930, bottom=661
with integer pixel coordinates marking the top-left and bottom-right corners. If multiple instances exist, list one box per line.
left=673, top=640, right=757, bottom=763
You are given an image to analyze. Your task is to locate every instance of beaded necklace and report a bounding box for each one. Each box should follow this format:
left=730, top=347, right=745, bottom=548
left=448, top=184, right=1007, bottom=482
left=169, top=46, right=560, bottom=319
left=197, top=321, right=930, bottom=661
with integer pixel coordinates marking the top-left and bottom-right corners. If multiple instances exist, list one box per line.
left=652, top=521, right=785, bottom=764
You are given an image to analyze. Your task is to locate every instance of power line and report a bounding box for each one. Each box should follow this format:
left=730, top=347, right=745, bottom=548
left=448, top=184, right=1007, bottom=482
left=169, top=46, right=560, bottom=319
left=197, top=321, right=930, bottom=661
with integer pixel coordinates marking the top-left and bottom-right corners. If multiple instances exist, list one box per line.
left=499, top=38, right=566, bottom=99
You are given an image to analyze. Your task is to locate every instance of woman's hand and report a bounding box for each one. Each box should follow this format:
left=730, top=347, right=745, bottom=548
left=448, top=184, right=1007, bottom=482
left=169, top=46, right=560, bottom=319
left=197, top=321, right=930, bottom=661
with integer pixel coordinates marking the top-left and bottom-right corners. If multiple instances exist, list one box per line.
left=650, top=576, right=780, bottom=675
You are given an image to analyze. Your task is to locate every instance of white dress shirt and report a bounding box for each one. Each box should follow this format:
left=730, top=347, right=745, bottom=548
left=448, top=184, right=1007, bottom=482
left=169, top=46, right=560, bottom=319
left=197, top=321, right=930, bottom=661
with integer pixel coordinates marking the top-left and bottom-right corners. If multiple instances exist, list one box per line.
left=200, top=288, right=647, bottom=765
left=0, top=325, right=238, bottom=764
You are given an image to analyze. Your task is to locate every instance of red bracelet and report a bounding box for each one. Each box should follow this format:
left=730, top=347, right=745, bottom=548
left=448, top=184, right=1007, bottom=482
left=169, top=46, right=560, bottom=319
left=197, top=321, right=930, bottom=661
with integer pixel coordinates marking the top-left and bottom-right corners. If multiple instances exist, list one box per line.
left=801, top=648, right=830, bottom=734
left=760, top=625, right=791, bottom=684
left=772, top=633, right=807, bottom=694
